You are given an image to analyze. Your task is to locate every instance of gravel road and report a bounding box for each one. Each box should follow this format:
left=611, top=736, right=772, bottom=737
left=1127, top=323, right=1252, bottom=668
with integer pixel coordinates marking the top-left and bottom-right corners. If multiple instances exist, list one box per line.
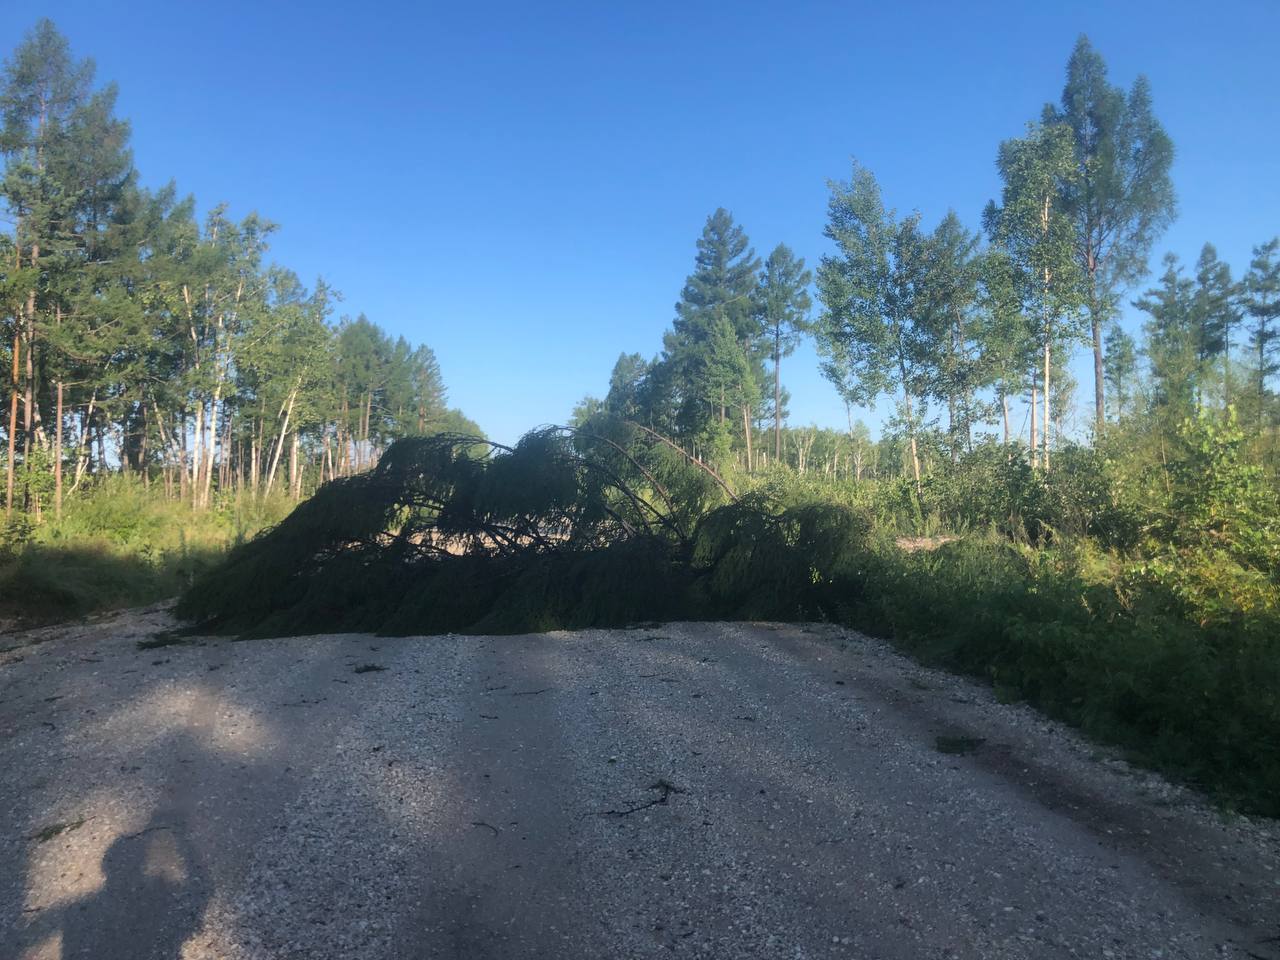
left=2, top=608, right=1277, bottom=959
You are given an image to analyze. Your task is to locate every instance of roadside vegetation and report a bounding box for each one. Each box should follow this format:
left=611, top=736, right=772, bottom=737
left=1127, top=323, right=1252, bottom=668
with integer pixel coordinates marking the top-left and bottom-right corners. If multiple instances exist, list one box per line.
left=0, top=478, right=295, bottom=625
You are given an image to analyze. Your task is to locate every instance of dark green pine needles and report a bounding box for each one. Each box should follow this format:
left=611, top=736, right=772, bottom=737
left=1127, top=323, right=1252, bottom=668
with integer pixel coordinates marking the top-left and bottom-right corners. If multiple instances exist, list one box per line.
left=175, top=423, right=875, bottom=637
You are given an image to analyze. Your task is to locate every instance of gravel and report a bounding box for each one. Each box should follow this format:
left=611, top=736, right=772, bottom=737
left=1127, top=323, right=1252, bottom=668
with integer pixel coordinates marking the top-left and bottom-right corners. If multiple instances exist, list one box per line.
left=2, top=609, right=1277, bottom=959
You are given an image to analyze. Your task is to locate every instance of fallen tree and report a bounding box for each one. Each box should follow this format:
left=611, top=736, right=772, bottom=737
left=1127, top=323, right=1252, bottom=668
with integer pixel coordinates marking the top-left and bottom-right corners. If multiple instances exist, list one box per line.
left=176, top=423, right=874, bottom=636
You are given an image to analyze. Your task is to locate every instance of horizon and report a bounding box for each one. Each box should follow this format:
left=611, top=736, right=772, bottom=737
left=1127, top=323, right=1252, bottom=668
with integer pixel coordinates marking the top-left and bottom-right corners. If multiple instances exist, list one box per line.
left=5, top=0, right=1278, bottom=443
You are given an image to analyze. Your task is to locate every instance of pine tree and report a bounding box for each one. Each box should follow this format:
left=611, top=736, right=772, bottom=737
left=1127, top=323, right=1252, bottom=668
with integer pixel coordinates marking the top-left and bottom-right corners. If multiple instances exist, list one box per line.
left=1051, top=35, right=1176, bottom=433
left=1242, top=238, right=1280, bottom=426
left=753, top=244, right=811, bottom=461
left=1102, top=323, right=1137, bottom=422
left=602, top=352, right=651, bottom=421
left=659, top=209, right=761, bottom=451
left=1135, top=254, right=1197, bottom=420
left=0, top=21, right=475, bottom=513
left=1189, top=242, right=1240, bottom=407
left=1, top=19, right=134, bottom=515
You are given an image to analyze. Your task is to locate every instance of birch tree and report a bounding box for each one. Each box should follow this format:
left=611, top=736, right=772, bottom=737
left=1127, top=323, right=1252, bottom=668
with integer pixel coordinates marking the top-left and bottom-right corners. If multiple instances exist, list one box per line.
left=985, top=123, right=1086, bottom=470
left=1051, top=35, right=1175, bottom=433
left=815, top=162, right=931, bottom=488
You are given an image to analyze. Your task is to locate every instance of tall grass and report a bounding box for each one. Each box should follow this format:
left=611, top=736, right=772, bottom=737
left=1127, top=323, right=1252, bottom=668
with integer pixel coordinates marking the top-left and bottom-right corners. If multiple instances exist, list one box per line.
left=0, top=477, right=296, bottom=626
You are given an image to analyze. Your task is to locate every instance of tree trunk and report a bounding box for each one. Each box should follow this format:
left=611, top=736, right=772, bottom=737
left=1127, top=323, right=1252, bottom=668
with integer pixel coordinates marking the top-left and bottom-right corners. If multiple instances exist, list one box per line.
left=949, top=306, right=961, bottom=463
left=6, top=327, right=18, bottom=517
left=363, top=390, right=373, bottom=470
left=22, top=243, right=39, bottom=470
left=146, top=400, right=182, bottom=496
left=140, top=404, right=149, bottom=489
left=774, top=329, right=783, bottom=462
left=741, top=404, right=753, bottom=473
left=948, top=396, right=957, bottom=464
left=265, top=385, right=299, bottom=495
left=288, top=431, right=299, bottom=500
left=250, top=428, right=260, bottom=493
left=202, top=379, right=223, bottom=509
left=95, top=422, right=107, bottom=475
left=1259, top=335, right=1269, bottom=432
left=339, top=396, right=349, bottom=476
left=54, top=380, right=63, bottom=519
left=1043, top=339, right=1052, bottom=472
left=1030, top=385, right=1038, bottom=468
left=902, top=388, right=922, bottom=492
left=71, top=393, right=100, bottom=492
left=1001, top=391, right=1011, bottom=447
left=1088, top=264, right=1105, bottom=434
left=52, top=305, right=64, bottom=516
left=191, top=400, right=204, bottom=509
left=1222, top=328, right=1230, bottom=413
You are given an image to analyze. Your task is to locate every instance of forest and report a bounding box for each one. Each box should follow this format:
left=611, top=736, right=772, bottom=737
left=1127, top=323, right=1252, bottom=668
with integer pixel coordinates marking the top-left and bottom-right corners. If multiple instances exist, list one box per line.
left=0, top=21, right=479, bottom=617
left=571, top=51, right=1276, bottom=488
left=2, top=22, right=1279, bottom=815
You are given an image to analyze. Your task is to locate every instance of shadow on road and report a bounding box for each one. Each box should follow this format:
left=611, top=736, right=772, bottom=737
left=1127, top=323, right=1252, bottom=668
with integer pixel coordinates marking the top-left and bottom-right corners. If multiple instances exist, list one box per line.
left=20, top=807, right=208, bottom=959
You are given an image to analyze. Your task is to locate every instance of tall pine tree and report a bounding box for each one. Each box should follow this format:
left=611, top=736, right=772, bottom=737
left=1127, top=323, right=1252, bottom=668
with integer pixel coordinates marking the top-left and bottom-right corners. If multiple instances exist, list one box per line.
left=753, top=244, right=811, bottom=462
left=1243, top=238, right=1280, bottom=426
left=660, top=208, right=761, bottom=453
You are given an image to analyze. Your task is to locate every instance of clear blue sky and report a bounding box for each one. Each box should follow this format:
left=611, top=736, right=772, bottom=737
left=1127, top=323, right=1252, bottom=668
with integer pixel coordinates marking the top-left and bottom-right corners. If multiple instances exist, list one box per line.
left=6, top=1, right=1279, bottom=443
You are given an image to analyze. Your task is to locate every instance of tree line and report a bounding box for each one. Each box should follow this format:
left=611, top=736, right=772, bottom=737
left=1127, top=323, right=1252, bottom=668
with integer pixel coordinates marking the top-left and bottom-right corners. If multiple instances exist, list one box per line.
left=579, top=37, right=1278, bottom=479
left=0, top=20, right=476, bottom=522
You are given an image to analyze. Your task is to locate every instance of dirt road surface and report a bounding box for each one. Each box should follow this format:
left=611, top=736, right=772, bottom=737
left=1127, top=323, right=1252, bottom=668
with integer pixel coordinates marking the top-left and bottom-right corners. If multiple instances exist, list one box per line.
left=2, top=608, right=1277, bottom=959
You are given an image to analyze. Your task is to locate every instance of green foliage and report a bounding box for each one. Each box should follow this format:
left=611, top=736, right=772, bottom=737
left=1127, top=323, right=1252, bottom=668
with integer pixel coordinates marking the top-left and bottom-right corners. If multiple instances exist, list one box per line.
left=1135, top=255, right=1192, bottom=409
left=650, top=208, right=764, bottom=447
left=0, top=20, right=474, bottom=524
left=0, top=477, right=291, bottom=624
left=1129, top=410, right=1280, bottom=631
left=178, top=426, right=882, bottom=635
left=1102, top=322, right=1137, bottom=420
left=1052, top=34, right=1176, bottom=427
left=2, top=22, right=1276, bottom=822
left=815, top=162, right=928, bottom=410
left=1163, top=411, right=1275, bottom=553
left=178, top=427, right=706, bottom=635
left=690, top=496, right=873, bottom=621
left=1243, top=238, right=1280, bottom=422
left=856, top=533, right=1278, bottom=816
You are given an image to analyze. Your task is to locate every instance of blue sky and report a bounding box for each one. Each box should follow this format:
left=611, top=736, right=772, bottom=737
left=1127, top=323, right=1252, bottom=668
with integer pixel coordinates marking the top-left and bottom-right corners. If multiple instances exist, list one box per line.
left=5, top=1, right=1278, bottom=443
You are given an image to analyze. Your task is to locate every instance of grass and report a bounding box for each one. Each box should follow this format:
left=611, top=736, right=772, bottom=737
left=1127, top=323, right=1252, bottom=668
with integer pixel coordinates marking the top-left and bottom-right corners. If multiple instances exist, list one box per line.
left=0, top=477, right=296, bottom=628
left=0, top=542, right=217, bottom=624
